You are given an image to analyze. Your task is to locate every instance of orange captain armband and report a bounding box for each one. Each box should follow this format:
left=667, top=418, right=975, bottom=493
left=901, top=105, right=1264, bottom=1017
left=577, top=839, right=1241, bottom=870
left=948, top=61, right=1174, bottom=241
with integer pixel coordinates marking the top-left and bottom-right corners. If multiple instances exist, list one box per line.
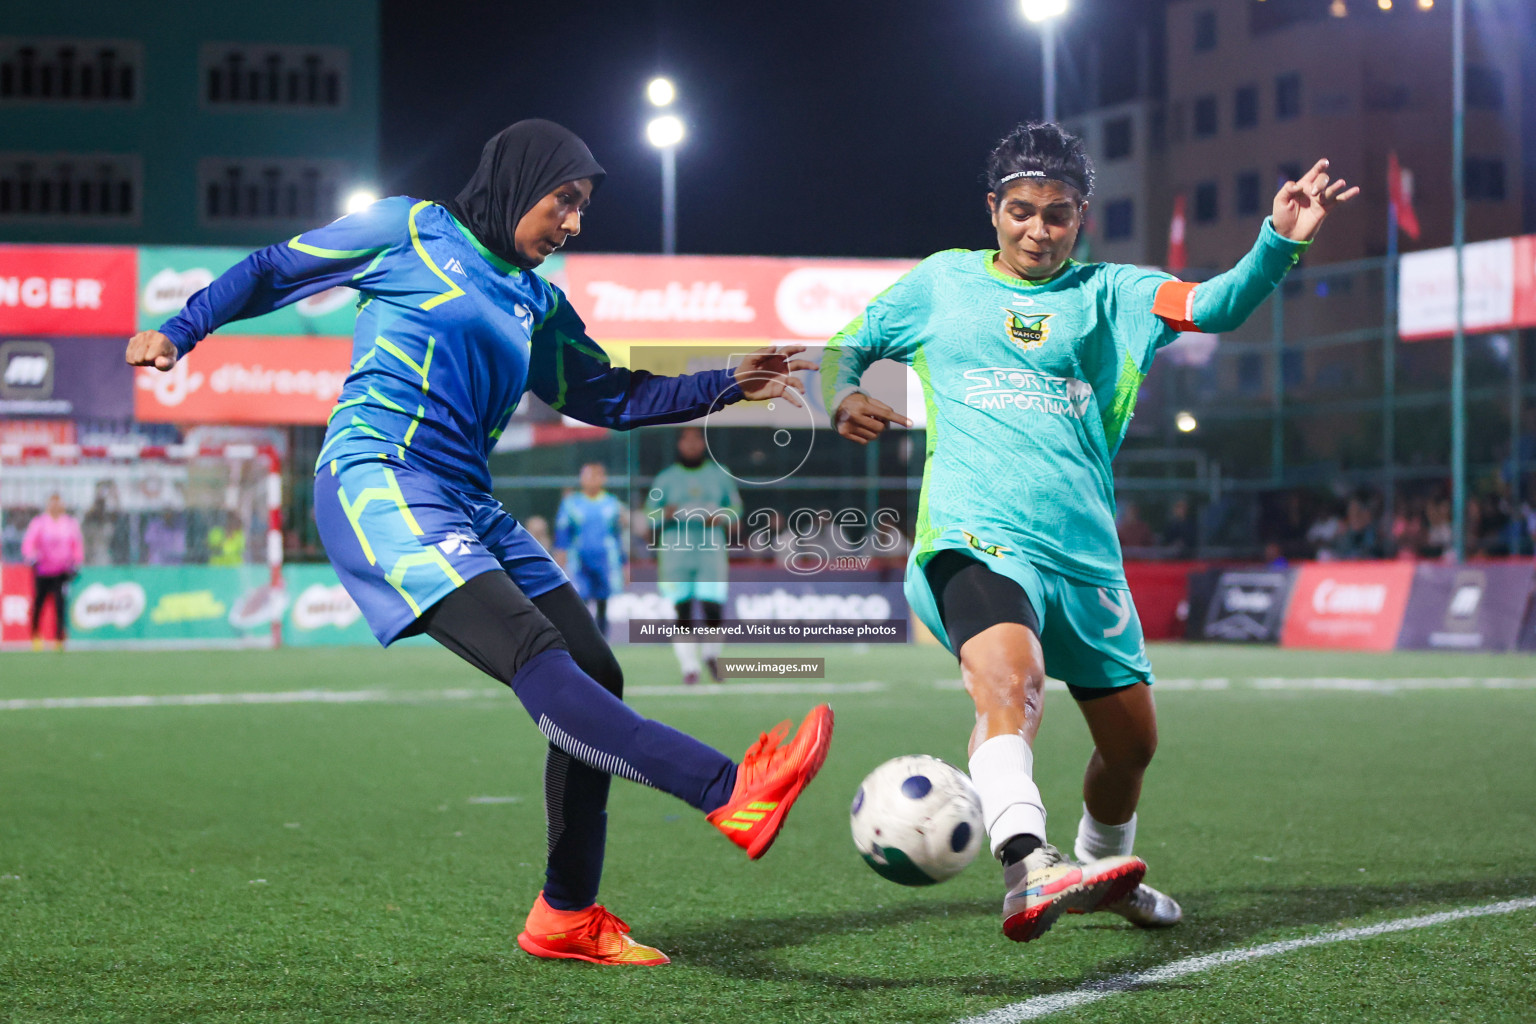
left=1152, top=280, right=1200, bottom=333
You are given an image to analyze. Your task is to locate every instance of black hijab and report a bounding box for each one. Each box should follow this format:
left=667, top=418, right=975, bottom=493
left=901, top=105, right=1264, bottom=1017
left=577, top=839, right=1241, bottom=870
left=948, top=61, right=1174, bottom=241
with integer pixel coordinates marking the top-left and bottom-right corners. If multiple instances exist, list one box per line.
left=446, top=119, right=606, bottom=269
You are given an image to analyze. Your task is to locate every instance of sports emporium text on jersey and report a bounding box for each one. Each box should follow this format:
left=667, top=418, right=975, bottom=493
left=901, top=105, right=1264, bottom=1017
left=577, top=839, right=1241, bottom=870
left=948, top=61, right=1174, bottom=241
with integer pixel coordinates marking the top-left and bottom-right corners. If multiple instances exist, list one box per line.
left=961, top=366, right=1092, bottom=418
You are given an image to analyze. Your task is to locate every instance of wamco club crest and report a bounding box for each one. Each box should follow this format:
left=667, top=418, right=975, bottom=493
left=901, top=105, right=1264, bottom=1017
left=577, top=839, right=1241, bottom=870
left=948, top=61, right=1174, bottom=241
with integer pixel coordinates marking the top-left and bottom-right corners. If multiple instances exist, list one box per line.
left=1004, top=308, right=1054, bottom=352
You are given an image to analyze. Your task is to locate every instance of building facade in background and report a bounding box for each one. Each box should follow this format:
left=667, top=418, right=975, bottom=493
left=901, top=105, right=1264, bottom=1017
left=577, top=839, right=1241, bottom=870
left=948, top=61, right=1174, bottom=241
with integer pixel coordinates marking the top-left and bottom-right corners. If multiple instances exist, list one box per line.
left=0, top=2, right=379, bottom=247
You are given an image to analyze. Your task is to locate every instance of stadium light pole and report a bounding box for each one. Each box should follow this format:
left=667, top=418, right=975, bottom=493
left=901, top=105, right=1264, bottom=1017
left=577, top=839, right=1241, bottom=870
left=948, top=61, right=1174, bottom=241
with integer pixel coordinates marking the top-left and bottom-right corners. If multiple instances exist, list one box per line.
left=645, top=77, right=684, bottom=256
left=1021, top=0, right=1069, bottom=123
left=1451, top=0, right=1466, bottom=561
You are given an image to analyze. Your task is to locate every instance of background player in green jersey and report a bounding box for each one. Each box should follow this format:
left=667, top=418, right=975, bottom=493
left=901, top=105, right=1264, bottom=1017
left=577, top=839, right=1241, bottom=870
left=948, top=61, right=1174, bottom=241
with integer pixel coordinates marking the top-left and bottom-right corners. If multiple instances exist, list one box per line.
left=648, top=427, right=743, bottom=684
left=825, top=123, right=1357, bottom=943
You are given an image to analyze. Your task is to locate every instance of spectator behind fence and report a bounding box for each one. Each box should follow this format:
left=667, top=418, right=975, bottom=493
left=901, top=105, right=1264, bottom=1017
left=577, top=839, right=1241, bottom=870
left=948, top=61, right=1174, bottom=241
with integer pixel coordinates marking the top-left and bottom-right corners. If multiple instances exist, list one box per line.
left=143, top=510, right=188, bottom=565
left=1330, top=495, right=1381, bottom=560
left=21, top=493, right=84, bottom=650
left=206, top=512, right=247, bottom=567
left=1116, top=500, right=1155, bottom=550
left=1161, top=498, right=1198, bottom=557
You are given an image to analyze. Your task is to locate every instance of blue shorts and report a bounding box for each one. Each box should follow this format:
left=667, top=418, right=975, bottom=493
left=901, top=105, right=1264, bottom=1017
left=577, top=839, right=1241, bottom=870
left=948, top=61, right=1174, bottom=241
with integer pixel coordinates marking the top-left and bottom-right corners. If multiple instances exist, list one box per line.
left=314, top=456, right=567, bottom=645
left=568, top=554, right=621, bottom=602
left=906, top=542, right=1153, bottom=692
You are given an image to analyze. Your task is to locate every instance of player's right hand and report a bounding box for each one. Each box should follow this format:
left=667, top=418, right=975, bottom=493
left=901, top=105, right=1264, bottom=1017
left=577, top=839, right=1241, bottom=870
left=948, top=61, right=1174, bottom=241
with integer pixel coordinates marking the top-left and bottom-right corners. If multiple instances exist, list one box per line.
left=126, top=331, right=178, bottom=371
left=834, top=392, right=912, bottom=445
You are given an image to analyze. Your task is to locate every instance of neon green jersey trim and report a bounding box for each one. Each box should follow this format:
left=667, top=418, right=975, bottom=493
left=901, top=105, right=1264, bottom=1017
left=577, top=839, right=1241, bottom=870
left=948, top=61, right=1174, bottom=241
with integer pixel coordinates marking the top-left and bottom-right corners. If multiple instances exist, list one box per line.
left=408, top=200, right=467, bottom=310
left=448, top=214, right=519, bottom=275
left=982, top=250, right=1075, bottom=287
left=288, top=237, right=387, bottom=260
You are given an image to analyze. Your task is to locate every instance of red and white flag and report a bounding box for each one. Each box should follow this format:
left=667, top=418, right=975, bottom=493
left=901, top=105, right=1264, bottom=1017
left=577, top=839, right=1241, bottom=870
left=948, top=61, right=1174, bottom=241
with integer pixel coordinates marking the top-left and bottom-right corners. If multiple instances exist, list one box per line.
left=1167, top=193, right=1187, bottom=273
left=1388, top=151, right=1422, bottom=241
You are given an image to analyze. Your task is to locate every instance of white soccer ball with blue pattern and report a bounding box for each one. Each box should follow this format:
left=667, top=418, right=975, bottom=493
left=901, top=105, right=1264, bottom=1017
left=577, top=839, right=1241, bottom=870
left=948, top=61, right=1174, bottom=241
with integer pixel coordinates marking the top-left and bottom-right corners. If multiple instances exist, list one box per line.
left=850, top=755, right=984, bottom=886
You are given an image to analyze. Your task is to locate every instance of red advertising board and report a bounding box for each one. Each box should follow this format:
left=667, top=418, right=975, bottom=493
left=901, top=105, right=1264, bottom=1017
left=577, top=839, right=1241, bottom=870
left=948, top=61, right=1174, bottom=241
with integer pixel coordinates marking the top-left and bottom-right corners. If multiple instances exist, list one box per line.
left=1514, top=235, right=1536, bottom=330
left=134, top=336, right=352, bottom=425
left=0, top=246, right=137, bottom=335
left=560, top=254, right=913, bottom=340
left=2, top=563, right=58, bottom=644
left=1280, top=561, right=1415, bottom=651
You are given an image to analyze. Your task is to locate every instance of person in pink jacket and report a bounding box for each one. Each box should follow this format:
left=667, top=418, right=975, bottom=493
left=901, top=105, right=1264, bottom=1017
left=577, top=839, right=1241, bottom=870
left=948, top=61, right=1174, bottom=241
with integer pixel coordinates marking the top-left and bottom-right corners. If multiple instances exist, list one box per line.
left=21, top=493, right=84, bottom=649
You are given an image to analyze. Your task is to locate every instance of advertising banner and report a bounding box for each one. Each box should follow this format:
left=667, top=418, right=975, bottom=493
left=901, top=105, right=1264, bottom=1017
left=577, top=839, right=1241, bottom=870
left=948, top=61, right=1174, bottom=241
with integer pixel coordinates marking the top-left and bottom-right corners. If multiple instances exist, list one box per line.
left=1199, top=568, right=1294, bottom=642
left=134, top=336, right=352, bottom=425
left=280, top=563, right=375, bottom=646
left=1398, top=234, right=1536, bottom=341
left=0, top=337, right=135, bottom=419
left=0, top=245, right=137, bottom=336
left=1280, top=561, right=1415, bottom=651
left=606, top=579, right=909, bottom=644
left=136, top=246, right=359, bottom=336
left=1, top=562, right=52, bottom=644
left=560, top=254, right=913, bottom=341
left=1397, top=563, right=1534, bottom=652
left=67, top=565, right=276, bottom=646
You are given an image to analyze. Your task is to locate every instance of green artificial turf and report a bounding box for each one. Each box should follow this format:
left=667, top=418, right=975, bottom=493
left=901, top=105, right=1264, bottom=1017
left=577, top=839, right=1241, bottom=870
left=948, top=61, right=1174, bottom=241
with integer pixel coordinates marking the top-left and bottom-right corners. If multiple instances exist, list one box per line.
left=1, top=643, right=1533, bottom=1023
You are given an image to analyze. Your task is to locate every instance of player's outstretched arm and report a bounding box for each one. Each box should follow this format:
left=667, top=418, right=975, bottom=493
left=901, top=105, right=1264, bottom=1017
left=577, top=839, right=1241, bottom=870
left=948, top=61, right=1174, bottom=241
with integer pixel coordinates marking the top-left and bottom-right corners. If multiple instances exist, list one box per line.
left=133, top=197, right=409, bottom=368
left=1151, top=158, right=1362, bottom=338
left=529, top=291, right=815, bottom=429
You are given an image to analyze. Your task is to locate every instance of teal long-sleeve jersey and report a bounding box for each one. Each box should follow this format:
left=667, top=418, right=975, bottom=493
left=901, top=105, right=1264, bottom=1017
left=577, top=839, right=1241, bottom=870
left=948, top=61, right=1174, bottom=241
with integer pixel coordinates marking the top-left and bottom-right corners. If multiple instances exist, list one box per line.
left=822, top=218, right=1308, bottom=587
left=158, top=197, right=743, bottom=493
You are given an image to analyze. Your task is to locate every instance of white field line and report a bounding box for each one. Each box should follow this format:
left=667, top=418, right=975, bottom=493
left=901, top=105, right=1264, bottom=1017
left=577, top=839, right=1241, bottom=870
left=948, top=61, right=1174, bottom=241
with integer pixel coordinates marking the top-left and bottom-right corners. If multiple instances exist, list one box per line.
left=957, top=896, right=1536, bottom=1024
left=935, top=677, right=1536, bottom=693
left=0, top=679, right=886, bottom=713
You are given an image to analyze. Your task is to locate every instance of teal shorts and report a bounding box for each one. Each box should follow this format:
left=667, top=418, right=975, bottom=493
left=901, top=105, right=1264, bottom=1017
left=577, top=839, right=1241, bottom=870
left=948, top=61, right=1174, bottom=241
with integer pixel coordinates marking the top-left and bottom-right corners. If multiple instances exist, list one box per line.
left=656, top=545, right=729, bottom=605
left=905, top=544, right=1153, bottom=692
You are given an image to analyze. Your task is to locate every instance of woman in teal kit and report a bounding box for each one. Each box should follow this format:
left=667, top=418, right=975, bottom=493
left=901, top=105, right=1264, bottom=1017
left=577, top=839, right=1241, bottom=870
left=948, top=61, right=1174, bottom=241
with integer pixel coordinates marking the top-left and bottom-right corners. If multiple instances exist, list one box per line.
left=825, top=123, right=1357, bottom=943
left=125, top=120, right=835, bottom=966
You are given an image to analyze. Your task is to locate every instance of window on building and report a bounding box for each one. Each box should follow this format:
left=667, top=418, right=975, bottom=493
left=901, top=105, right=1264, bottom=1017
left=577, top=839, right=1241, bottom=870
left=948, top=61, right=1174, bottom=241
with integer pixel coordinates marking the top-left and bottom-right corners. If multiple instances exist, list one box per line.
left=1278, top=161, right=1303, bottom=188
left=200, top=44, right=350, bottom=109
left=1104, top=198, right=1135, bottom=240
left=1194, top=181, right=1219, bottom=223
left=198, top=158, right=355, bottom=224
left=1236, top=171, right=1262, bottom=216
left=1193, top=10, right=1218, bottom=51
left=1103, top=117, right=1133, bottom=160
left=1466, top=66, right=1504, bottom=111
left=0, top=153, right=140, bottom=220
left=1364, top=81, right=1412, bottom=112
left=1464, top=157, right=1506, bottom=201
left=1193, top=96, right=1219, bottom=138
left=0, top=39, right=142, bottom=104
left=1275, top=72, right=1302, bottom=120
left=1234, top=84, right=1259, bottom=129
left=1238, top=353, right=1264, bottom=395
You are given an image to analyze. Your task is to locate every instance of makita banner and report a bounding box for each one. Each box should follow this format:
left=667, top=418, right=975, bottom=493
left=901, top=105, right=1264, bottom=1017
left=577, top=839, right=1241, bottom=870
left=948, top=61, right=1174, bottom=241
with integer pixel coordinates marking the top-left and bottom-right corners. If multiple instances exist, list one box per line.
left=0, top=245, right=136, bottom=335
left=560, top=255, right=912, bottom=340
left=1280, top=561, right=1415, bottom=651
left=1397, top=563, right=1534, bottom=652
left=134, top=336, right=352, bottom=425
left=1199, top=568, right=1294, bottom=642
left=0, top=337, right=135, bottom=419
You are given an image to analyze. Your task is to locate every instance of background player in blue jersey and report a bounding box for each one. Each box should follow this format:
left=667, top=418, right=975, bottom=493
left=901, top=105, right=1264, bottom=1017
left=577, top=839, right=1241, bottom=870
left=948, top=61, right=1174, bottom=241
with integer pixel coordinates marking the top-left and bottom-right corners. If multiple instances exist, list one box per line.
left=825, top=123, right=1357, bottom=943
left=125, top=119, right=833, bottom=967
left=554, top=463, right=626, bottom=638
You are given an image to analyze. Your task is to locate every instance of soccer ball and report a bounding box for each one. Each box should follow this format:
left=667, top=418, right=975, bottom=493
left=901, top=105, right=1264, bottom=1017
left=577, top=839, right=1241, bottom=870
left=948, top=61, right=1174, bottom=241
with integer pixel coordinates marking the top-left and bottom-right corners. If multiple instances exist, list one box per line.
left=850, top=755, right=985, bottom=886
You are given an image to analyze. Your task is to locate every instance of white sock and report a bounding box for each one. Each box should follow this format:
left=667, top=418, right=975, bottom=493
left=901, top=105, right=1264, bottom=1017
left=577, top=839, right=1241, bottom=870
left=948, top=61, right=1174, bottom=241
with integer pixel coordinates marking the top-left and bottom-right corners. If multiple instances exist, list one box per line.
left=968, top=734, right=1047, bottom=859
left=1074, top=804, right=1137, bottom=862
left=701, top=641, right=722, bottom=661
left=673, top=641, right=700, bottom=673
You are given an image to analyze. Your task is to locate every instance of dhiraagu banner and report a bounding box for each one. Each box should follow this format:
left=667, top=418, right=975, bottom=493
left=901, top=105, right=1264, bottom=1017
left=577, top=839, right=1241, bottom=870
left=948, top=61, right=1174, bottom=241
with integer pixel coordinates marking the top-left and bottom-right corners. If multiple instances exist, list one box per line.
left=137, top=246, right=360, bottom=335
left=69, top=565, right=278, bottom=647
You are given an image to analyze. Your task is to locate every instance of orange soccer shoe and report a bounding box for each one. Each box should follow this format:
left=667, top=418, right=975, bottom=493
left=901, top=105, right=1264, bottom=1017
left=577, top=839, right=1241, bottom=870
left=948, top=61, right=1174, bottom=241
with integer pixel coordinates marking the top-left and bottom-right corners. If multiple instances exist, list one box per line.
left=706, top=703, right=834, bottom=860
left=516, top=893, right=670, bottom=966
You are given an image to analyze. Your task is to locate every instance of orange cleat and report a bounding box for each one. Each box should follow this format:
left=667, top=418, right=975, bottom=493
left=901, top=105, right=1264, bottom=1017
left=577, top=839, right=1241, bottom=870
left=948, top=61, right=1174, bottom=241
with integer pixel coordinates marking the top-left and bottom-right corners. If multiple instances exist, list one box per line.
left=516, top=892, right=670, bottom=966
left=706, top=703, right=834, bottom=860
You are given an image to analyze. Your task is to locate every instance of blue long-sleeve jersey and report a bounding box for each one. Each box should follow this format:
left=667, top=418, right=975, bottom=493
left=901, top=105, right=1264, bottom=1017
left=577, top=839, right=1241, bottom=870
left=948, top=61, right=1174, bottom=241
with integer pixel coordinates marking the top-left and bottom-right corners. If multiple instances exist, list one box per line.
left=159, top=197, right=744, bottom=492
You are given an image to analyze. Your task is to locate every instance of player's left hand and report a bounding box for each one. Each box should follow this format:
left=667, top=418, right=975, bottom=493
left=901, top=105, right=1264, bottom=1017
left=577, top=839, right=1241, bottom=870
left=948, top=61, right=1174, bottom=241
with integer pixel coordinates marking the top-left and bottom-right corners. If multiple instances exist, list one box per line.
left=1273, top=159, right=1360, bottom=242
left=733, top=344, right=819, bottom=407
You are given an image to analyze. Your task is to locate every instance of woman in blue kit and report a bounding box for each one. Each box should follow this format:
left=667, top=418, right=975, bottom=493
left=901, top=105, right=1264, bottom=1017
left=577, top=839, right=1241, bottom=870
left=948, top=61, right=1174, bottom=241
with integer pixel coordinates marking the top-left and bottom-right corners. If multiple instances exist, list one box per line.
left=125, top=120, right=835, bottom=966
